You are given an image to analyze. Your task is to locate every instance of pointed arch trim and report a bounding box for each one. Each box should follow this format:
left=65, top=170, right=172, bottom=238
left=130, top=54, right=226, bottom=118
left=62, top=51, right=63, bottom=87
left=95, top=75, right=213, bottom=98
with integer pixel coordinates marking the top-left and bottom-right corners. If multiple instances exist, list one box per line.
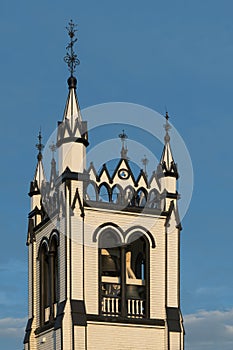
left=93, top=222, right=124, bottom=244
left=125, top=226, right=156, bottom=248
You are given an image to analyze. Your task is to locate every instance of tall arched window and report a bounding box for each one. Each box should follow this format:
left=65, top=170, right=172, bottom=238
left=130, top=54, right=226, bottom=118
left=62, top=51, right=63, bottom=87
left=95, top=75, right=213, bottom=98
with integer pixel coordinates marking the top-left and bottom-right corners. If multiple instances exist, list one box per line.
left=39, top=232, right=59, bottom=326
left=39, top=242, right=49, bottom=325
left=126, top=233, right=149, bottom=318
left=50, top=236, right=59, bottom=318
left=99, top=230, right=121, bottom=317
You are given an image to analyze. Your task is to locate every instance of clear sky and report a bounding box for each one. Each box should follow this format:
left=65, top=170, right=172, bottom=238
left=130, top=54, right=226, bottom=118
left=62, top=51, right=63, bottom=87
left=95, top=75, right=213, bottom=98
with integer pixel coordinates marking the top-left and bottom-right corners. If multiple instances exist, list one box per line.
left=0, top=1, right=233, bottom=349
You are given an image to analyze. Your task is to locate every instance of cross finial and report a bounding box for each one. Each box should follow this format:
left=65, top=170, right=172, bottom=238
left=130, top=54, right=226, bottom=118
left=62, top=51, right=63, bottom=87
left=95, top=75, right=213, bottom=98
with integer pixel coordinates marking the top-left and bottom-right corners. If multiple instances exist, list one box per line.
left=64, top=20, right=80, bottom=76
left=164, top=111, right=171, bottom=143
left=119, top=130, right=129, bottom=159
left=36, top=130, right=44, bottom=161
left=141, top=155, right=149, bottom=177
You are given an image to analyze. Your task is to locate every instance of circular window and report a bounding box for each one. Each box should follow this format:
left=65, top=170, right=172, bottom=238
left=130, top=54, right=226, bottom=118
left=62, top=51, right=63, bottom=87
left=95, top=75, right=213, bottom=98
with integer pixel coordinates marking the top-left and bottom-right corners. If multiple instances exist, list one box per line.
left=118, top=168, right=130, bottom=180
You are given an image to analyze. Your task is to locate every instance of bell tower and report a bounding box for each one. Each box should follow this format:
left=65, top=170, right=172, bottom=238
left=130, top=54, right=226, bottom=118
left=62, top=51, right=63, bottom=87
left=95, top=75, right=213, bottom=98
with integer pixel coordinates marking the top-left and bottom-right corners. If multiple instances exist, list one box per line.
left=23, top=21, right=184, bottom=350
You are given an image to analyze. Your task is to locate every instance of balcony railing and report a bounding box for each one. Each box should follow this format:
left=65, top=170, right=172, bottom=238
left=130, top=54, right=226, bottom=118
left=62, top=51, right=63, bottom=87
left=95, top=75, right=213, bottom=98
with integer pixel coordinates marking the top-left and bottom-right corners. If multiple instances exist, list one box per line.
left=101, top=279, right=145, bottom=318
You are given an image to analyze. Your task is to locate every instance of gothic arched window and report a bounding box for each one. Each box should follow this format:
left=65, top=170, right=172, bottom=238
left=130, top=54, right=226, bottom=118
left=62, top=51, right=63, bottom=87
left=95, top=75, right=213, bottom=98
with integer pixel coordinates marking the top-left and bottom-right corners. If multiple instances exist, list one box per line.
left=136, top=188, right=147, bottom=208
left=39, top=241, right=49, bottom=325
left=98, top=227, right=149, bottom=319
left=39, top=232, right=59, bottom=326
left=111, top=185, right=123, bottom=204
left=85, top=182, right=98, bottom=201
left=49, top=235, right=59, bottom=318
left=99, top=230, right=122, bottom=317
left=99, top=183, right=110, bottom=202
left=147, top=189, right=160, bottom=209
left=124, top=186, right=135, bottom=207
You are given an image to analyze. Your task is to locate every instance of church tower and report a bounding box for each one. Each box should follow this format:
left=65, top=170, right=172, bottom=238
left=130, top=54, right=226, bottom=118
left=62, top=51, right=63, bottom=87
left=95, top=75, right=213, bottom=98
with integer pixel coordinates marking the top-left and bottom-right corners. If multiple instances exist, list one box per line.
left=24, top=21, right=184, bottom=350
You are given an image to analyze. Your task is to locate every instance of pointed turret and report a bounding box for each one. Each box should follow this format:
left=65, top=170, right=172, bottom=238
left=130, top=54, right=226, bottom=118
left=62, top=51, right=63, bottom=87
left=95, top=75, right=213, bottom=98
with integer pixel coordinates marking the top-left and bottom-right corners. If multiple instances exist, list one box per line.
left=160, top=112, right=178, bottom=178
left=57, top=20, right=88, bottom=175
left=158, top=112, right=178, bottom=196
left=56, top=75, right=88, bottom=147
left=29, top=131, right=46, bottom=211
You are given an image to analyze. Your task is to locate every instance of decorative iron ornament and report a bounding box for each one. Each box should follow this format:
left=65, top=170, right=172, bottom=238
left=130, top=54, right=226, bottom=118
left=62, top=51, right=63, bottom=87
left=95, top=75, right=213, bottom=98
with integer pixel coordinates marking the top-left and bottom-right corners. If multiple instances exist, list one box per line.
left=36, top=130, right=44, bottom=161
left=64, top=20, right=80, bottom=76
left=164, top=111, right=171, bottom=143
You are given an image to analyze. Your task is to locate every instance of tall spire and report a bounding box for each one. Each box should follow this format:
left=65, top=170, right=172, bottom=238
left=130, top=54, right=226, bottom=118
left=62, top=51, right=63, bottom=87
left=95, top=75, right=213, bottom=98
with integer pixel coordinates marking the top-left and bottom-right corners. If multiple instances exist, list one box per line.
left=160, top=112, right=178, bottom=178
left=119, top=130, right=129, bottom=159
left=57, top=21, right=88, bottom=148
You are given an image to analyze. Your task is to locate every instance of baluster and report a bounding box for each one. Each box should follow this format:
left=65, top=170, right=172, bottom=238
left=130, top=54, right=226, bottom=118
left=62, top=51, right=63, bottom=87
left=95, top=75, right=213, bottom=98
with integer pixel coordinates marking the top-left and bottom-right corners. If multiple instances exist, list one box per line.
left=140, top=300, right=143, bottom=315
left=136, top=300, right=139, bottom=315
left=128, top=299, right=131, bottom=316
left=107, top=298, right=110, bottom=314
left=116, top=298, right=119, bottom=314
left=102, top=297, right=106, bottom=312
left=132, top=299, right=135, bottom=316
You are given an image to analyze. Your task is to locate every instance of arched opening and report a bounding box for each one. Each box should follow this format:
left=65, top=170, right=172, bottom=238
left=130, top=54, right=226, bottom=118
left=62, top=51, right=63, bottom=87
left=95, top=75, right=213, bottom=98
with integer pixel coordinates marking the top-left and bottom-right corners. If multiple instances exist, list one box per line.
left=111, top=185, right=123, bottom=204
left=50, top=236, right=59, bottom=318
left=99, top=230, right=122, bottom=316
left=136, top=188, right=147, bottom=208
left=99, top=183, right=110, bottom=202
left=85, top=182, right=98, bottom=201
left=98, top=227, right=150, bottom=319
left=126, top=233, right=149, bottom=318
left=124, top=186, right=135, bottom=207
left=147, top=189, right=160, bottom=209
left=39, top=242, right=49, bottom=325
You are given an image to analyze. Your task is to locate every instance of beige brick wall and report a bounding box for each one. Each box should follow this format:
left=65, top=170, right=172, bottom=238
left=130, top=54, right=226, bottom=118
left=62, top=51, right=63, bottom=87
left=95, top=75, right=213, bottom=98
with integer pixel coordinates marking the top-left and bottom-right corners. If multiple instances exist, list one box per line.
left=87, top=322, right=165, bottom=350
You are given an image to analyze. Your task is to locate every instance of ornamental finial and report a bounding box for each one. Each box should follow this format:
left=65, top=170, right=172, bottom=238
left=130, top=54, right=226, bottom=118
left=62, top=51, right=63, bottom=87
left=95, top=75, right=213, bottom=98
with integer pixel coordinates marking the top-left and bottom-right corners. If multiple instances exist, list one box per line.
left=141, top=155, right=149, bottom=177
left=49, top=142, right=57, bottom=160
left=164, top=111, right=171, bottom=143
left=64, top=20, right=80, bottom=76
left=36, top=129, right=44, bottom=161
left=119, top=130, right=129, bottom=159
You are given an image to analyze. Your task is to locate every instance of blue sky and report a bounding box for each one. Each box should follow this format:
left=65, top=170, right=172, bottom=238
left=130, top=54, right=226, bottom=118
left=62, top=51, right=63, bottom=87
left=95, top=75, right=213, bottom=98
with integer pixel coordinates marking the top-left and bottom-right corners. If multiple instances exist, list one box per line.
left=0, top=0, right=233, bottom=349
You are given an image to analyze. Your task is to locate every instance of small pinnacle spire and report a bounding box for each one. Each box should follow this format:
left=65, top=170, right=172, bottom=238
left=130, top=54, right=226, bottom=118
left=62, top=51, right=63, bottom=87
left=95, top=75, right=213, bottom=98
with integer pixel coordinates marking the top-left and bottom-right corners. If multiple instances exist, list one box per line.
left=32, top=130, right=46, bottom=190
left=119, top=130, right=129, bottom=159
left=64, top=20, right=80, bottom=78
left=164, top=111, right=171, bottom=143
left=36, top=130, right=44, bottom=161
left=49, top=142, right=57, bottom=160
left=141, top=155, right=149, bottom=177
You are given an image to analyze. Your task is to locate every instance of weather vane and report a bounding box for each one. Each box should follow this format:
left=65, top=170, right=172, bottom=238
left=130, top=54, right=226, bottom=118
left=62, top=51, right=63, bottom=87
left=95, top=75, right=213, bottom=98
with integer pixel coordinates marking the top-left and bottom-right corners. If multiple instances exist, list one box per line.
left=64, top=20, right=80, bottom=76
